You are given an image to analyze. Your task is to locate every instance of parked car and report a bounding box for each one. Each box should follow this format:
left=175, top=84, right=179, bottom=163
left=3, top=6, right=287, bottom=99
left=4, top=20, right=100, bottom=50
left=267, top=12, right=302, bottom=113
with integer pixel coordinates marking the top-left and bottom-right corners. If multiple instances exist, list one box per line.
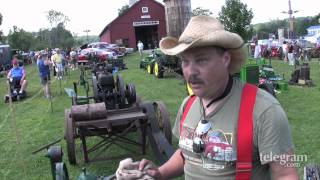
left=77, top=48, right=117, bottom=65
left=88, top=42, right=125, bottom=57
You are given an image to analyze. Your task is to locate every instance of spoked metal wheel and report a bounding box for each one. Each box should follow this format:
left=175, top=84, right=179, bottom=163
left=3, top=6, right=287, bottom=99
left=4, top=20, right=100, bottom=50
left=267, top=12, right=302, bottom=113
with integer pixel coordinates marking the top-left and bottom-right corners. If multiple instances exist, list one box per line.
left=64, top=110, right=76, bottom=165
left=153, top=101, right=172, bottom=144
left=142, top=102, right=174, bottom=165
left=116, top=74, right=126, bottom=107
left=126, top=83, right=136, bottom=105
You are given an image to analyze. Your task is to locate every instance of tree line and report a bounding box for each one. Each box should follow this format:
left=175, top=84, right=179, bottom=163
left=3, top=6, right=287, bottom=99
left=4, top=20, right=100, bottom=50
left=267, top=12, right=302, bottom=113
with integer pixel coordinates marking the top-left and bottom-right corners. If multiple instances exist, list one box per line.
left=254, top=14, right=320, bottom=39
left=0, top=10, right=85, bottom=51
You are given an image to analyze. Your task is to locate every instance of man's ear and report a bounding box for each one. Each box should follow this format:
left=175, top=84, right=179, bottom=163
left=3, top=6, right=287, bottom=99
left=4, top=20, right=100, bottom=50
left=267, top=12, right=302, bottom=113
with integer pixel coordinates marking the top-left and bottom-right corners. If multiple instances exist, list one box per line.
left=222, top=51, right=231, bottom=68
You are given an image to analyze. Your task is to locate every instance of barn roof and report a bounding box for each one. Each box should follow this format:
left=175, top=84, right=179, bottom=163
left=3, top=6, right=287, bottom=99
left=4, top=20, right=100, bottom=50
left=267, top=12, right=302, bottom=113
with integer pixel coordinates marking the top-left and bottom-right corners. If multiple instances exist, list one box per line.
left=99, top=0, right=164, bottom=37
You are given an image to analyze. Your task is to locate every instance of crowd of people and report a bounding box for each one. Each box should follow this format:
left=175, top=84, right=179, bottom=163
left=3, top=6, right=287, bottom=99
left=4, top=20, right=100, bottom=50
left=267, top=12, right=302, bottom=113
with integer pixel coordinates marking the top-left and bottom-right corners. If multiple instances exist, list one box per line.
left=253, top=38, right=316, bottom=66
left=7, top=47, right=79, bottom=99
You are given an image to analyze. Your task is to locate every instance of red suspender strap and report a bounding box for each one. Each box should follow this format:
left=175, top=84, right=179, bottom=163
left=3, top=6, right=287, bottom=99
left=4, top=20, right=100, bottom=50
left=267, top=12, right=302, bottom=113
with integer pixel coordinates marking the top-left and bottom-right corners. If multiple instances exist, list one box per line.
left=236, top=83, right=258, bottom=180
left=180, top=95, right=196, bottom=135
left=179, top=95, right=196, bottom=164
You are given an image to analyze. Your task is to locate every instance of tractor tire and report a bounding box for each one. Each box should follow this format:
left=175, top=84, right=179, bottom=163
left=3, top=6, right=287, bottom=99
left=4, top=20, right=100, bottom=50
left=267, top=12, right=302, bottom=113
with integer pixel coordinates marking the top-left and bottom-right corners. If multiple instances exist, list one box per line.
left=154, top=62, right=164, bottom=78
left=147, top=64, right=154, bottom=74
left=186, top=83, right=193, bottom=96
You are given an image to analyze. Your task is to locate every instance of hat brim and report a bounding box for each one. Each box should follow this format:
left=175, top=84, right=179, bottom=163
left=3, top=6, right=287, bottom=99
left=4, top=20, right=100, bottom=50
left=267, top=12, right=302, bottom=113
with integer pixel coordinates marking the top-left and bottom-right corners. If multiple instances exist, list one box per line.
left=159, top=30, right=246, bottom=74
left=160, top=30, right=243, bottom=56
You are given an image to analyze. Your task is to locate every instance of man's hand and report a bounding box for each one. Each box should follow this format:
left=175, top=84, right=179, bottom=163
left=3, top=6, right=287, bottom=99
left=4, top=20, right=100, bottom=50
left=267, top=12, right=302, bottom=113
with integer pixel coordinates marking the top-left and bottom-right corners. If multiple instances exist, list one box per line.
left=139, top=159, right=162, bottom=179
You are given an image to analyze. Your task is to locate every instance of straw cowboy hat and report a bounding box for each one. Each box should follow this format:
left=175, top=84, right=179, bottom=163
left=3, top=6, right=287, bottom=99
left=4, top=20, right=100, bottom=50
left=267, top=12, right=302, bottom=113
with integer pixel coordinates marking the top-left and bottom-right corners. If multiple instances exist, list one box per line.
left=159, top=16, right=246, bottom=74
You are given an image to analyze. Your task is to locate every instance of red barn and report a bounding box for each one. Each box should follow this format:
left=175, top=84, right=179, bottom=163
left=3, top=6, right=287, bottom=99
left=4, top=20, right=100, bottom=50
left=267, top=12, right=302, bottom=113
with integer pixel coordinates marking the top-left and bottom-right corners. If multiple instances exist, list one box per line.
left=99, top=0, right=166, bottom=50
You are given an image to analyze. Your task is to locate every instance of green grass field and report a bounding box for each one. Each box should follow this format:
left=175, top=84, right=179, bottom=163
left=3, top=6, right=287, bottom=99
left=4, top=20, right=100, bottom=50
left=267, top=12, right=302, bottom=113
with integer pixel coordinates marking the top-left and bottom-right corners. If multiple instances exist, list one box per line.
left=0, top=53, right=319, bottom=179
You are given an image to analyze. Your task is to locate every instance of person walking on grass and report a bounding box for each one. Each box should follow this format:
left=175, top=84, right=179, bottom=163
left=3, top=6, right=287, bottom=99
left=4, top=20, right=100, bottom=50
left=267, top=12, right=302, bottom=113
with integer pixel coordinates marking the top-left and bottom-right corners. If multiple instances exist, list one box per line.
left=135, top=16, right=298, bottom=180
left=137, top=40, right=144, bottom=56
left=37, top=51, right=52, bottom=98
left=253, top=40, right=261, bottom=62
left=51, top=48, right=64, bottom=80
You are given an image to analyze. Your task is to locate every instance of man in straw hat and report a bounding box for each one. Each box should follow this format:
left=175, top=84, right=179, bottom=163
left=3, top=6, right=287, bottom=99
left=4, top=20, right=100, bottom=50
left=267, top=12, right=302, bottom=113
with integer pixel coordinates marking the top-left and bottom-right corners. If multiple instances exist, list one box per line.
left=138, top=16, right=298, bottom=179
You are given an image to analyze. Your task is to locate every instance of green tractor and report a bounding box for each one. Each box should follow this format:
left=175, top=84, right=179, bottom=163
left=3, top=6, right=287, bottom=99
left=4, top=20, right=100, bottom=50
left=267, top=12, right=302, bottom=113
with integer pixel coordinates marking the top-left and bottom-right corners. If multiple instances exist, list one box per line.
left=140, top=49, right=181, bottom=78
left=238, top=58, right=288, bottom=97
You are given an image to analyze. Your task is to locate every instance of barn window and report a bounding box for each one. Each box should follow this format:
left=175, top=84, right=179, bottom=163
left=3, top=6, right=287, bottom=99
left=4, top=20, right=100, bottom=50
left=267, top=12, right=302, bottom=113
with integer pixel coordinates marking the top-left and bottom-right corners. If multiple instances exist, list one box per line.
left=142, top=7, right=148, bottom=13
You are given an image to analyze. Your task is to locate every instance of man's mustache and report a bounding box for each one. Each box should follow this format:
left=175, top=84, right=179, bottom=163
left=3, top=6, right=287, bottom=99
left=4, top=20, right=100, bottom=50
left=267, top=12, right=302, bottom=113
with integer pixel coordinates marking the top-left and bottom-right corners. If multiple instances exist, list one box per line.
left=188, top=76, right=204, bottom=84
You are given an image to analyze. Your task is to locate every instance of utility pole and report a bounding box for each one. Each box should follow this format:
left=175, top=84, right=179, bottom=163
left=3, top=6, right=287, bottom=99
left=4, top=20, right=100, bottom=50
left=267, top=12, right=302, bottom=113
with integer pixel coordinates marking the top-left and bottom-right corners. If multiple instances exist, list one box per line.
left=83, top=29, right=90, bottom=43
left=281, top=0, right=299, bottom=40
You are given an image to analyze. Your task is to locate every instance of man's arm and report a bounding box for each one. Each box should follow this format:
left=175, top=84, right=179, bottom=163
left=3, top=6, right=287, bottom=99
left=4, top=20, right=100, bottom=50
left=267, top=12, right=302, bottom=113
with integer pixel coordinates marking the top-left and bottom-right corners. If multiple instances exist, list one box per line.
left=139, top=149, right=184, bottom=180
left=7, top=69, right=12, bottom=79
left=158, top=149, right=184, bottom=179
left=270, top=152, right=299, bottom=180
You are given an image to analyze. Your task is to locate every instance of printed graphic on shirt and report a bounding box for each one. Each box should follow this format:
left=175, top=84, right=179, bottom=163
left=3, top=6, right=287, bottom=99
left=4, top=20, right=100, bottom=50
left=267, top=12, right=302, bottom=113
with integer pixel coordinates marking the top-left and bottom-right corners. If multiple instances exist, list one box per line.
left=179, top=126, right=236, bottom=170
left=203, top=130, right=236, bottom=162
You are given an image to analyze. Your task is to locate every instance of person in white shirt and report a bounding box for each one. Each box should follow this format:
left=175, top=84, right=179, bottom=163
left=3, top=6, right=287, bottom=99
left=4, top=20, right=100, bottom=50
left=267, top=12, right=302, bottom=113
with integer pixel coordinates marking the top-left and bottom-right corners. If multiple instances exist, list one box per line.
left=282, top=41, right=288, bottom=62
left=254, top=41, right=261, bottom=61
left=137, top=40, right=144, bottom=56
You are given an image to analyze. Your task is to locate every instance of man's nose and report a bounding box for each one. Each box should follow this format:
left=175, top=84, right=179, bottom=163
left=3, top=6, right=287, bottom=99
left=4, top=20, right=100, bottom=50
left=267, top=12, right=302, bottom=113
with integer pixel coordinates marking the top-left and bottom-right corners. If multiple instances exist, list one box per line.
left=185, top=62, right=199, bottom=76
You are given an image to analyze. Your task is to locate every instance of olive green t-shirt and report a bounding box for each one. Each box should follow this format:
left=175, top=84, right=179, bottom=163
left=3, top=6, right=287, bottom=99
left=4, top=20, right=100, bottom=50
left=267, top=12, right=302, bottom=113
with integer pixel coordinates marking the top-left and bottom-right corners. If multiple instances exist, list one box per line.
left=172, top=78, right=294, bottom=180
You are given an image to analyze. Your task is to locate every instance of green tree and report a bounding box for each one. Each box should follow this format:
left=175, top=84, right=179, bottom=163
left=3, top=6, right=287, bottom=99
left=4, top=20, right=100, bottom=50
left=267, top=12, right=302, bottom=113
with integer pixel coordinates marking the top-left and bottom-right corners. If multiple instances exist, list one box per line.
left=7, top=26, right=35, bottom=51
left=192, top=7, right=213, bottom=16
left=254, top=19, right=287, bottom=39
left=46, top=9, right=70, bottom=28
left=118, top=5, right=129, bottom=16
left=218, top=0, right=254, bottom=41
left=46, top=10, right=70, bottom=48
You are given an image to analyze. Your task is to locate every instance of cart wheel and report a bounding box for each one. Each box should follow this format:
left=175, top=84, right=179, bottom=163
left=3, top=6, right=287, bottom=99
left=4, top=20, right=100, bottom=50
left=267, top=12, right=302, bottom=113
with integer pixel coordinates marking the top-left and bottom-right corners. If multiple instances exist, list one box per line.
left=126, top=83, right=136, bottom=105
left=142, top=102, right=174, bottom=164
left=153, top=101, right=172, bottom=144
left=92, top=75, right=99, bottom=102
left=147, top=64, right=153, bottom=74
left=154, top=62, right=164, bottom=78
left=116, top=74, right=126, bottom=107
left=64, top=110, right=76, bottom=165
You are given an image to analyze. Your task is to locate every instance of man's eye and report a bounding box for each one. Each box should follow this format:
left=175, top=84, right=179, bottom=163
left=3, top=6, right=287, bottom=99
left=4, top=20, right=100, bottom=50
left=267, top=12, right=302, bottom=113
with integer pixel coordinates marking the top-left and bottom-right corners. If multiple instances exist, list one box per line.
left=196, top=58, right=208, bottom=64
left=181, top=59, right=188, bottom=64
